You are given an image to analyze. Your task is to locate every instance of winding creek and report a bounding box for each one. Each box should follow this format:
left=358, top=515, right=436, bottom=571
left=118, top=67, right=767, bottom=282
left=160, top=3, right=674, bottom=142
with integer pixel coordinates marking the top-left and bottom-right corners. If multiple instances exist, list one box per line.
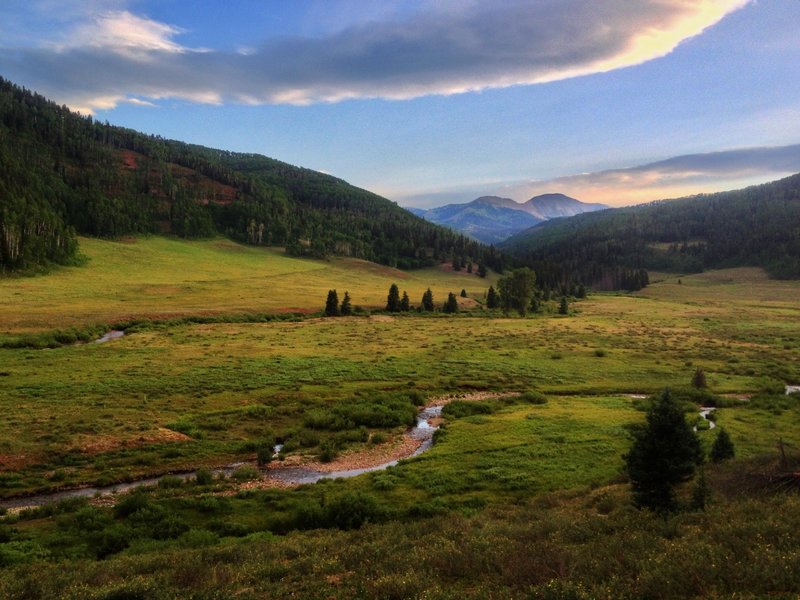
left=2, top=387, right=797, bottom=511
left=0, top=406, right=442, bottom=510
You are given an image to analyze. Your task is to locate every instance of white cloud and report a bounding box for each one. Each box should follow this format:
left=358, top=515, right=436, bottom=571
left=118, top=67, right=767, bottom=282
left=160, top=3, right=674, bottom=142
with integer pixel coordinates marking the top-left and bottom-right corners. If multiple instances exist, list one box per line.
left=0, top=0, right=750, bottom=113
left=60, top=11, right=187, bottom=54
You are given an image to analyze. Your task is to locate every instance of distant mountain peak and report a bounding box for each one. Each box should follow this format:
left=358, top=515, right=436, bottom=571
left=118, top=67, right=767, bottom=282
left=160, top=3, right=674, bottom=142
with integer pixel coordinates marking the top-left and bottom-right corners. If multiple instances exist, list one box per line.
left=407, top=192, right=608, bottom=243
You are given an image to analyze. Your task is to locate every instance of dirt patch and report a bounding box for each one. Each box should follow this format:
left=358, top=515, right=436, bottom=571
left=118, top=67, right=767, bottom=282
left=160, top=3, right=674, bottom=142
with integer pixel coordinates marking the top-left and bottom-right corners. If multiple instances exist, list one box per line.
left=0, top=453, right=35, bottom=471
left=426, top=391, right=521, bottom=407
left=368, top=315, right=396, bottom=323
left=71, top=428, right=191, bottom=456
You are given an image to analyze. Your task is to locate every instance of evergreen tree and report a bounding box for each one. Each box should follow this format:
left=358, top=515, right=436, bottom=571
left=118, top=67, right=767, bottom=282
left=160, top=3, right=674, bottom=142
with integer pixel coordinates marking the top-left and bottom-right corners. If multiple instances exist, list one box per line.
left=467, top=261, right=473, bottom=274
left=478, top=263, right=487, bottom=278
left=421, top=288, right=435, bottom=312
left=626, top=389, right=703, bottom=512
left=386, top=283, right=401, bottom=312
left=497, top=267, right=536, bottom=316
left=443, top=292, right=459, bottom=313
left=460, top=289, right=467, bottom=298
left=710, top=428, right=735, bottom=462
left=486, top=285, right=499, bottom=309
left=325, top=289, right=339, bottom=316
left=340, top=291, right=352, bottom=316
left=558, top=296, right=569, bottom=315
left=576, top=284, right=587, bottom=298
left=692, top=367, right=707, bottom=389
left=400, top=291, right=410, bottom=312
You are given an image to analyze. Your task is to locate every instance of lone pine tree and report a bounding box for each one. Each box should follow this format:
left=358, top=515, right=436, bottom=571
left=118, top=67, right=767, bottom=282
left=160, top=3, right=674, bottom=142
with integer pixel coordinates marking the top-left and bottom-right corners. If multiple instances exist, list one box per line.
left=710, top=428, right=735, bottom=462
left=626, top=389, right=703, bottom=512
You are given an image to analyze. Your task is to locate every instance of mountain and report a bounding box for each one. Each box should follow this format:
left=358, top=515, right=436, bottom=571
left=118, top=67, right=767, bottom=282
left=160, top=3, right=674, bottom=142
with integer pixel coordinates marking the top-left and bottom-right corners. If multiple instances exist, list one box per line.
left=0, top=77, right=504, bottom=274
left=501, top=173, right=800, bottom=287
left=523, top=193, right=608, bottom=220
left=409, top=194, right=607, bottom=244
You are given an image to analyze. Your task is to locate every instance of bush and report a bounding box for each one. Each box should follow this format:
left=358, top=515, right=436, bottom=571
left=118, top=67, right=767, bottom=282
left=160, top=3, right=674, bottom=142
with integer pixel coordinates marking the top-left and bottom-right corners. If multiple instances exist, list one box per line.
left=158, top=475, right=184, bottom=489
left=442, top=401, right=494, bottom=419
left=318, top=440, right=339, bottom=463
left=519, top=391, right=547, bottom=405
left=114, top=491, right=151, bottom=518
left=194, top=468, right=214, bottom=486
left=324, top=492, right=382, bottom=530
left=232, top=465, right=261, bottom=482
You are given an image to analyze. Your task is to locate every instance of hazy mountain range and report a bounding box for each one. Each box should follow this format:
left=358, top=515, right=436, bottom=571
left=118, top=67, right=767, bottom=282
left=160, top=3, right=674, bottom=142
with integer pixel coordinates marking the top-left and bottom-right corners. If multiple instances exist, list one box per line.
left=407, top=194, right=608, bottom=244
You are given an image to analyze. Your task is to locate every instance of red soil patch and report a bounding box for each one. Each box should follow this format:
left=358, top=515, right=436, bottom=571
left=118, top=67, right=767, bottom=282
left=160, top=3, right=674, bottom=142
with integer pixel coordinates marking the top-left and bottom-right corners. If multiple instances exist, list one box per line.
left=0, top=453, right=35, bottom=471
left=71, top=427, right=191, bottom=456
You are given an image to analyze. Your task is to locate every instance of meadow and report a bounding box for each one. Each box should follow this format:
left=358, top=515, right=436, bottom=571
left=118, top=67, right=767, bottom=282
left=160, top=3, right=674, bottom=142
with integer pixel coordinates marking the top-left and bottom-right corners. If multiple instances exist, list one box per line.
left=0, top=237, right=799, bottom=598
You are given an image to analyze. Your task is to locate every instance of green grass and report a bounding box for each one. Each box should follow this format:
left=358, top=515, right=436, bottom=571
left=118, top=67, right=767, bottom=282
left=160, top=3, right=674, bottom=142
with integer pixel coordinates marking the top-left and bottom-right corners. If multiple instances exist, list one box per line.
left=0, top=236, right=495, bottom=333
left=1, top=240, right=800, bottom=597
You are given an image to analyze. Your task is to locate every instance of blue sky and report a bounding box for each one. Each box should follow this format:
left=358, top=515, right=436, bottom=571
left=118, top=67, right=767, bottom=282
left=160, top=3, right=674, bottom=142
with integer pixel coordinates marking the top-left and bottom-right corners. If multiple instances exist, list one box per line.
left=2, top=0, right=799, bottom=207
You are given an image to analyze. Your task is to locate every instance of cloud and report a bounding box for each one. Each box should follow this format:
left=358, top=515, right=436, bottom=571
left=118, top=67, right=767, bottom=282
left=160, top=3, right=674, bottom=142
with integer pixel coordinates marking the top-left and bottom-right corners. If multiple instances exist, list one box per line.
left=60, top=11, right=188, bottom=54
left=0, top=0, right=749, bottom=112
left=495, top=144, right=800, bottom=206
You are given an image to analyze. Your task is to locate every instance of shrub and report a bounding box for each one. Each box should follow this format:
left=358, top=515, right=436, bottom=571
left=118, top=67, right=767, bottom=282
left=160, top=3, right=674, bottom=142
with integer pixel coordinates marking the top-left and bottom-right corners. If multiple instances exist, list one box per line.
left=114, top=491, right=150, bottom=518
left=519, top=391, right=547, bottom=405
left=710, top=428, right=735, bottom=462
left=158, top=475, right=184, bottom=489
left=231, top=465, right=261, bottom=482
left=318, top=440, right=339, bottom=463
left=442, top=401, right=494, bottom=419
left=194, top=468, right=214, bottom=486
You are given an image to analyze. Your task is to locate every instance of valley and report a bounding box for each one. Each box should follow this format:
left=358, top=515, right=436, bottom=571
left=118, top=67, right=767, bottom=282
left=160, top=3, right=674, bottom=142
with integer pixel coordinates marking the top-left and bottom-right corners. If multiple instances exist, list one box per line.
left=1, top=235, right=799, bottom=597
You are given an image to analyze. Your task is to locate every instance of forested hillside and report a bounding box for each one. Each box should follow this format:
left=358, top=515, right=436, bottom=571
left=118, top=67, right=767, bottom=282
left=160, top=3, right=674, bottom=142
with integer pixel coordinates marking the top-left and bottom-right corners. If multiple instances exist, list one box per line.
left=501, top=174, right=800, bottom=287
left=0, top=77, right=503, bottom=273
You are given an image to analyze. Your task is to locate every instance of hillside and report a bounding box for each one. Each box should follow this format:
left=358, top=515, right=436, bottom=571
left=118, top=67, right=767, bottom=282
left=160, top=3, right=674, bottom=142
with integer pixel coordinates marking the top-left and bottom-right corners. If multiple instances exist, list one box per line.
left=412, top=194, right=606, bottom=243
left=0, top=77, right=502, bottom=273
left=0, top=236, right=495, bottom=333
left=501, top=173, right=800, bottom=286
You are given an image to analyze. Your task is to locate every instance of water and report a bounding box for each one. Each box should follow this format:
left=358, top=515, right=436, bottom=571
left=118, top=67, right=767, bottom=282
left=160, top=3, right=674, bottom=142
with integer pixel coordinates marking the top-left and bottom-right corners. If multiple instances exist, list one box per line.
left=0, top=407, right=442, bottom=510
left=95, top=330, right=125, bottom=343
left=786, top=385, right=800, bottom=395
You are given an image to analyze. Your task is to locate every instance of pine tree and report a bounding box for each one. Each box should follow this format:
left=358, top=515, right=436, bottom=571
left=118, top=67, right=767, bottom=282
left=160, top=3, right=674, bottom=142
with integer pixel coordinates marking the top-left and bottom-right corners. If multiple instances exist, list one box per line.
left=386, top=283, right=401, bottom=312
left=460, top=289, right=467, bottom=298
left=340, top=291, right=352, bottom=316
left=626, top=389, right=703, bottom=512
left=400, top=291, right=410, bottom=311
left=710, top=428, right=735, bottom=462
left=478, top=263, right=487, bottom=278
left=558, top=296, right=569, bottom=315
left=421, top=288, right=434, bottom=312
left=325, top=289, right=339, bottom=316
left=692, top=367, right=707, bottom=389
left=443, top=292, right=459, bottom=313
left=486, top=285, right=499, bottom=309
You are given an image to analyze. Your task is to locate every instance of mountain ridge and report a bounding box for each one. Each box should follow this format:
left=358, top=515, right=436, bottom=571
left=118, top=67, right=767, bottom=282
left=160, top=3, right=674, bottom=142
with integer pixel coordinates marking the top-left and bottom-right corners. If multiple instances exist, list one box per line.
left=409, top=193, right=607, bottom=244
left=0, top=76, right=503, bottom=273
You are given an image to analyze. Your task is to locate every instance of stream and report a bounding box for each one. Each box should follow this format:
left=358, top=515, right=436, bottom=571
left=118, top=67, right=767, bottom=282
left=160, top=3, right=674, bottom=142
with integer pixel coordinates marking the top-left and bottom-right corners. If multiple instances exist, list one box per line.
left=0, top=406, right=442, bottom=510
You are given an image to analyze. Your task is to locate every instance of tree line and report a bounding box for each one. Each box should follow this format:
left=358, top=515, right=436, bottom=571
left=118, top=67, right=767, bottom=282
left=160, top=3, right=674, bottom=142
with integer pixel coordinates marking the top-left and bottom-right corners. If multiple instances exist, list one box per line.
left=502, top=173, right=800, bottom=282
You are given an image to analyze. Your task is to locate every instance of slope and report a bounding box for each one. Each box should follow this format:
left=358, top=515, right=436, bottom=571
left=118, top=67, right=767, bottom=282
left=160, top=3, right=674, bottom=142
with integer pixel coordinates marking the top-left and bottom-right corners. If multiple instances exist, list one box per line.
left=0, top=236, right=496, bottom=333
left=0, top=77, right=501, bottom=273
left=501, top=173, right=800, bottom=284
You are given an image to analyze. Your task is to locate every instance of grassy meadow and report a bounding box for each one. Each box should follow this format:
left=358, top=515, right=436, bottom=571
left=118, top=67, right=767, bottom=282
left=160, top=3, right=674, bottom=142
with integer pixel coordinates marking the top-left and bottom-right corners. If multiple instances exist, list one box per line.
left=0, top=236, right=494, bottom=333
left=1, top=238, right=799, bottom=598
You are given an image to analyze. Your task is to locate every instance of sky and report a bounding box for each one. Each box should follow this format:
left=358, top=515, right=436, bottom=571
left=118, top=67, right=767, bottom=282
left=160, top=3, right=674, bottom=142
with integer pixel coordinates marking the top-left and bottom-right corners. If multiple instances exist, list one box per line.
left=1, top=0, right=799, bottom=208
